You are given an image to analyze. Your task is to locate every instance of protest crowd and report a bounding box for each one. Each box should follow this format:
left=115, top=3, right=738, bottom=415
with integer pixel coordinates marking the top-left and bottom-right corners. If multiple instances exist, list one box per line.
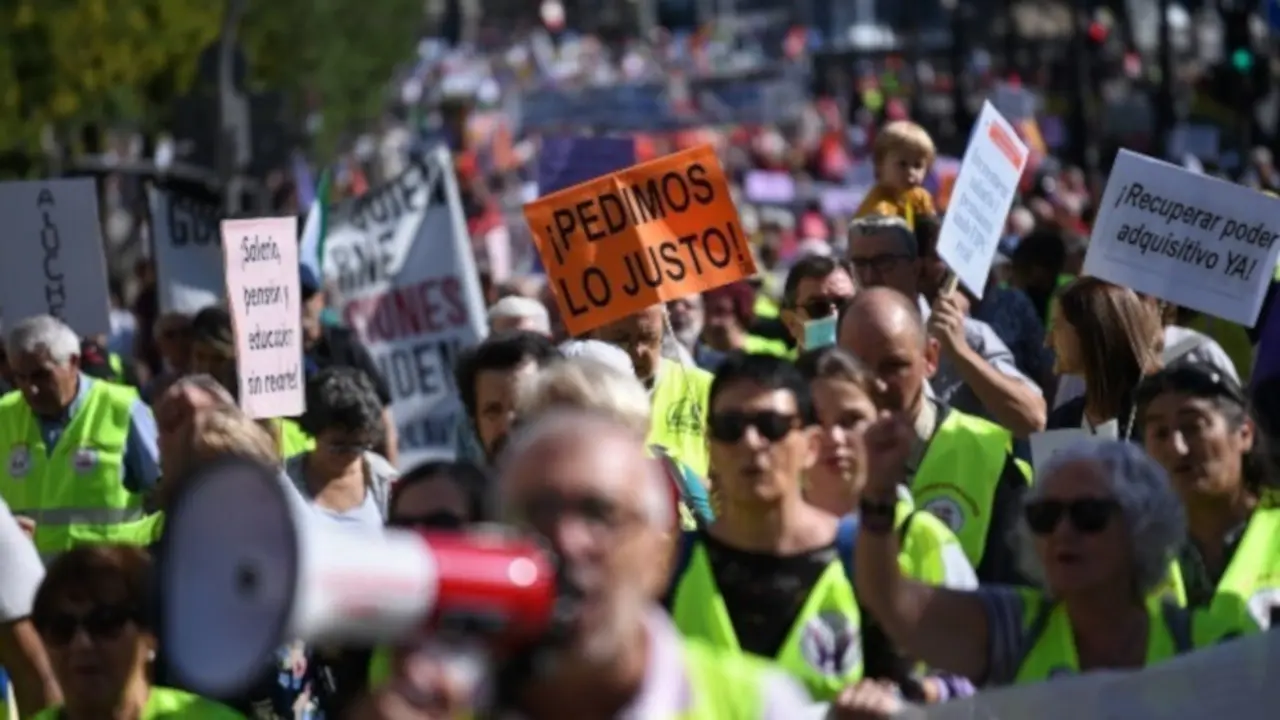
left=4, top=2, right=1280, bottom=719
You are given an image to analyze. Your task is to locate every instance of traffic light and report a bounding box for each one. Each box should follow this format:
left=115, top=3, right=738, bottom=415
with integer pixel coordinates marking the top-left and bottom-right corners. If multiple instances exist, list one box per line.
left=1232, top=47, right=1255, bottom=73
left=1224, top=10, right=1252, bottom=76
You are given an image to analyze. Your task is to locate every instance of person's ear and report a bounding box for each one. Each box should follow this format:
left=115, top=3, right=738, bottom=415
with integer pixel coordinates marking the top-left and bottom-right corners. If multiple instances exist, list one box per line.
left=1238, top=416, right=1256, bottom=453
left=68, top=354, right=81, bottom=373
left=801, top=425, right=821, bottom=472
left=922, top=337, right=941, bottom=378
left=780, top=308, right=804, bottom=346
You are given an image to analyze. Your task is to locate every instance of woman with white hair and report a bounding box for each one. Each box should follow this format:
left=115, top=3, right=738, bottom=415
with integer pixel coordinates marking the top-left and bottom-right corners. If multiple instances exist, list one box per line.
left=516, top=357, right=715, bottom=528
left=852, top=427, right=1258, bottom=686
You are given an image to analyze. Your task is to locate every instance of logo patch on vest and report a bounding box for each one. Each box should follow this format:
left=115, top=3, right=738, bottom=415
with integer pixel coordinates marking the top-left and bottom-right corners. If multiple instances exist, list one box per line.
left=8, top=445, right=30, bottom=478
left=798, top=611, right=860, bottom=676
left=72, top=448, right=99, bottom=474
left=1246, top=588, right=1280, bottom=629
left=923, top=497, right=965, bottom=533
left=664, top=398, right=703, bottom=436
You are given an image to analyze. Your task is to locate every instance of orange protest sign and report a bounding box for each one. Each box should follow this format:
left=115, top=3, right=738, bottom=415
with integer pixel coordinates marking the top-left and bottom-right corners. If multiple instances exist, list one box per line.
left=523, top=145, right=756, bottom=336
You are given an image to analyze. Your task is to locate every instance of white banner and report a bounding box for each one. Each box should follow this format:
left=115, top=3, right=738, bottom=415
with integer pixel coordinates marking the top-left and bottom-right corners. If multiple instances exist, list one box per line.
left=0, top=178, right=111, bottom=338
left=323, top=146, right=487, bottom=468
left=1084, top=149, right=1280, bottom=326
left=148, top=185, right=225, bottom=315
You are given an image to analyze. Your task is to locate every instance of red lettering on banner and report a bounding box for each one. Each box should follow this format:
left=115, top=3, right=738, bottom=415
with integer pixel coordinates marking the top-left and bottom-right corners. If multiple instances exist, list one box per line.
left=987, top=121, right=1025, bottom=169
left=343, top=276, right=469, bottom=343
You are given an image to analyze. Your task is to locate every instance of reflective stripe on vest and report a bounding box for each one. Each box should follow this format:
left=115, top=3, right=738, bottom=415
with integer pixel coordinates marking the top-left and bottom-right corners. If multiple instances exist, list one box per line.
left=0, top=380, right=142, bottom=558
left=671, top=543, right=862, bottom=701
left=911, top=407, right=1026, bottom=567
left=1011, top=587, right=1258, bottom=685
left=649, top=361, right=713, bottom=478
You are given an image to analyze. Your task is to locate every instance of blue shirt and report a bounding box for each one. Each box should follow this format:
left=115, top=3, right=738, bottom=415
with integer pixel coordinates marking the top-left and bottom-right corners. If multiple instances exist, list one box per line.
left=35, top=375, right=161, bottom=493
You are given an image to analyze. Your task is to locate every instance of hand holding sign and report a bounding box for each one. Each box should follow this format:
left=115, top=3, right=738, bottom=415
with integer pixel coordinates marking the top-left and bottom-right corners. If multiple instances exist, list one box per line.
left=523, top=145, right=757, bottom=336
left=222, top=217, right=305, bottom=419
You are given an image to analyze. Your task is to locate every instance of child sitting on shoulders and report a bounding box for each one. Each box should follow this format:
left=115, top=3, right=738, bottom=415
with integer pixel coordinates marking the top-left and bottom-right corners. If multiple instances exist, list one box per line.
left=855, top=120, right=937, bottom=225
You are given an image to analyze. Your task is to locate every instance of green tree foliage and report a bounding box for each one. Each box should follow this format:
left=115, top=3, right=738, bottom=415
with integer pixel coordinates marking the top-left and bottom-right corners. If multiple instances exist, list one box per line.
left=1, top=0, right=421, bottom=162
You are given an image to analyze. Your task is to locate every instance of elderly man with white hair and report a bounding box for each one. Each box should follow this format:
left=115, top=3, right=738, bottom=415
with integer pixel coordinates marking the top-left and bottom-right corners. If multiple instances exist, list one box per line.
left=0, top=315, right=161, bottom=560
left=488, top=295, right=551, bottom=336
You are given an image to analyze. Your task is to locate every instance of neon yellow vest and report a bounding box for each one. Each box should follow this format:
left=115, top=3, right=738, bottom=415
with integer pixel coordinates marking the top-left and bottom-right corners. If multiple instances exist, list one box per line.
left=1188, top=314, right=1253, bottom=383
left=108, top=352, right=126, bottom=384
left=744, top=334, right=793, bottom=359
left=31, top=686, right=245, bottom=719
left=0, top=382, right=145, bottom=558
left=1157, top=506, right=1280, bottom=628
left=754, top=294, right=780, bottom=320
left=112, top=512, right=167, bottom=546
left=648, top=361, right=713, bottom=477
left=912, top=408, right=1029, bottom=566
left=276, top=418, right=315, bottom=459
left=671, top=542, right=861, bottom=700
left=1012, top=588, right=1258, bottom=684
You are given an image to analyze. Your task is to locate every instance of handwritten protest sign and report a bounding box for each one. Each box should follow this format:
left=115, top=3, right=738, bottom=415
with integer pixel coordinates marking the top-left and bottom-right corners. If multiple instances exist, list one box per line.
left=222, top=217, right=304, bottom=419
left=148, top=185, right=225, bottom=314
left=0, top=179, right=111, bottom=338
left=1084, top=149, right=1280, bottom=326
left=936, top=102, right=1029, bottom=297
left=523, top=145, right=757, bottom=336
left=323, top=146, right=487, bottom=467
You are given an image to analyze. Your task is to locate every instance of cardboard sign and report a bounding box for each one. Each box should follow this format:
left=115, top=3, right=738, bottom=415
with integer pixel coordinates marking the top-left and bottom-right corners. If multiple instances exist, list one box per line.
left=1084, top=149, right=1280, bottom=326
left=148, top=185, right=225, bottom=314
left=1029, top=429, right=1097, bottom=471
left=323, top=147, right=488, bottom=467
left=222, top=217, right=304, bottom=419
left=0, top=178, right=111, bottom=338
left=936, top=102, right=1029, bottom=298
left=523, top=145, right=757, bottom=336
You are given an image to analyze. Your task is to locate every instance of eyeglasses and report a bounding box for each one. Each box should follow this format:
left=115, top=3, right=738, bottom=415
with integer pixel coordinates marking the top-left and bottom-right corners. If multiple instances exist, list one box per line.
left=39, top=606, right=136, bottom=646
left=390, top=511, right=466, bottom=530
left=799, top=295, right=853, bottom=319
left=850, top=253, right=912, bottom=275
left=1136, top=366, right=1246, bottom=409
left=708, top=411, right=800, bottom=443
left=1024, top=498, right=1120, bottom=535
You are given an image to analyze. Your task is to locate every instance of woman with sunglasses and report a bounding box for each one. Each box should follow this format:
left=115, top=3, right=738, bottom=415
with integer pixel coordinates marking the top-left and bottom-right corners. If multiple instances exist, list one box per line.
left=29, top=545, right=242, bottom=719
left=1047, top=277, right=1163, bottom=440
left=286, top=367, right=398, bottom=533
left=1137, top=366, right=1280, bottom=627
left=853, top=424, right=1257, bottom=687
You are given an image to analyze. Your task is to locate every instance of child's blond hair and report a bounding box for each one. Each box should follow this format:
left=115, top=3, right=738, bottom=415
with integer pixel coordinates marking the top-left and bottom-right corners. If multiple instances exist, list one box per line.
left=872, top=121, right=936, bottom=172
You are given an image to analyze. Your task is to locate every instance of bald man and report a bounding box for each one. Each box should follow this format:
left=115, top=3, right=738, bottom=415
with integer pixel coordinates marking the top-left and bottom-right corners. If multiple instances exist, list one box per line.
left=840, top=288, right=1031, bottom=584
left=359, top=410, right=813, bottom=719
left=591, top=306, right=714, bottom=477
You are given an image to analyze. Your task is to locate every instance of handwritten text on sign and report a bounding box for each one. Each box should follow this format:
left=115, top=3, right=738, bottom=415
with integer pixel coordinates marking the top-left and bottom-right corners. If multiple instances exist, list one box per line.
left=523, top=144, right=757, bottom=336
left=222, top=217, right=304, bottom=418
left=1084, top=150, right=1280, bottom=326
left=935, top=101, right=1028, bottom=298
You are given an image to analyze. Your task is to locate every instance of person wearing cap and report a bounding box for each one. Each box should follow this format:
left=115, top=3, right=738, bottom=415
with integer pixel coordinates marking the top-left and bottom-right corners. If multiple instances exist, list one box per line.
left=0, top=315, right=161, bottom=561
left=486, top=296, right=550, bottom=335
left=298, top=265, right=399, bottom=467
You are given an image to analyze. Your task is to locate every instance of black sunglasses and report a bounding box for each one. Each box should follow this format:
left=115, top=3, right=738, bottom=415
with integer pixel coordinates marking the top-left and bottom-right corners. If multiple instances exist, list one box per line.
left=1024, top=498, right=1120, bottom=535
left=390, top=511, right=466, bottom=530
left=1136, top=366, right=1246, bottom=408
left=799, top=295, right=853, bottom=319
left=708, top=411, right=800, bottom=443
left=39, top=606, right=136, bottom=645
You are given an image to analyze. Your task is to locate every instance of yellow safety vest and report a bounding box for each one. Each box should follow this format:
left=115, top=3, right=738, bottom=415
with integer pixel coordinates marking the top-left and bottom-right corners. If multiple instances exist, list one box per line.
left=669, top=506, right=966, bottom=702
left=754, top=294, right=780, bottom=320
left=911, top=407, right=1030, bottom=568
left=108, top=352, right=126, bottom=384
left=1010, top=588, right=1258, bottom=684
left=276, top=418, right=315, bottom=459
left=1156, top=506, right=1280, bottom=629
left=372, top=638, right=774, bottom=718
left=31, top=686, right=244, bottom=719
left=744, top=334, right=794, bottom=359
left=0, top=382, right=145, bottom=559
left=648, top=361, right=713, bottom=478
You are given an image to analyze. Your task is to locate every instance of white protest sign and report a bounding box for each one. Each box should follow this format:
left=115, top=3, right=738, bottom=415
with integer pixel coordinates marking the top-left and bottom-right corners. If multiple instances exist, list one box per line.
left=1029, top=429, right=1097, bottom=471
left=148, top=185, right=225, bottom=314
left=936, top=101, right=1029, bottom=298
left=1084, top=149, right=1280, bottom=326
left=0, top=178, right=111, bottom=338
left=222, top=217, right=305, bottom=419
left=323, top=145, right=487, bottom=468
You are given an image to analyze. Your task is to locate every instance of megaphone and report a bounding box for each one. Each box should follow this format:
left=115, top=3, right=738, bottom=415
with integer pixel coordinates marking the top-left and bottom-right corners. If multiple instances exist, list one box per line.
left=159, top=456, right=559, bottom=698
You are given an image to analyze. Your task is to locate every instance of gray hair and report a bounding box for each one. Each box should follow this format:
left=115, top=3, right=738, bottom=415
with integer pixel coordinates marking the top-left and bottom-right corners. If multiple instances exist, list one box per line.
left=847, top=214, right=917, bottom=257
left=300, top=366, right=385, bottom=442
left=556, top=340, right=636, bottom=376
left=488, top=296, right=550, bottom=335
left=495, top=409, right=671, bottom=529
left=5, top=315, right=80, bottom=366
left=1015, top=440, right=1185, bottom=597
